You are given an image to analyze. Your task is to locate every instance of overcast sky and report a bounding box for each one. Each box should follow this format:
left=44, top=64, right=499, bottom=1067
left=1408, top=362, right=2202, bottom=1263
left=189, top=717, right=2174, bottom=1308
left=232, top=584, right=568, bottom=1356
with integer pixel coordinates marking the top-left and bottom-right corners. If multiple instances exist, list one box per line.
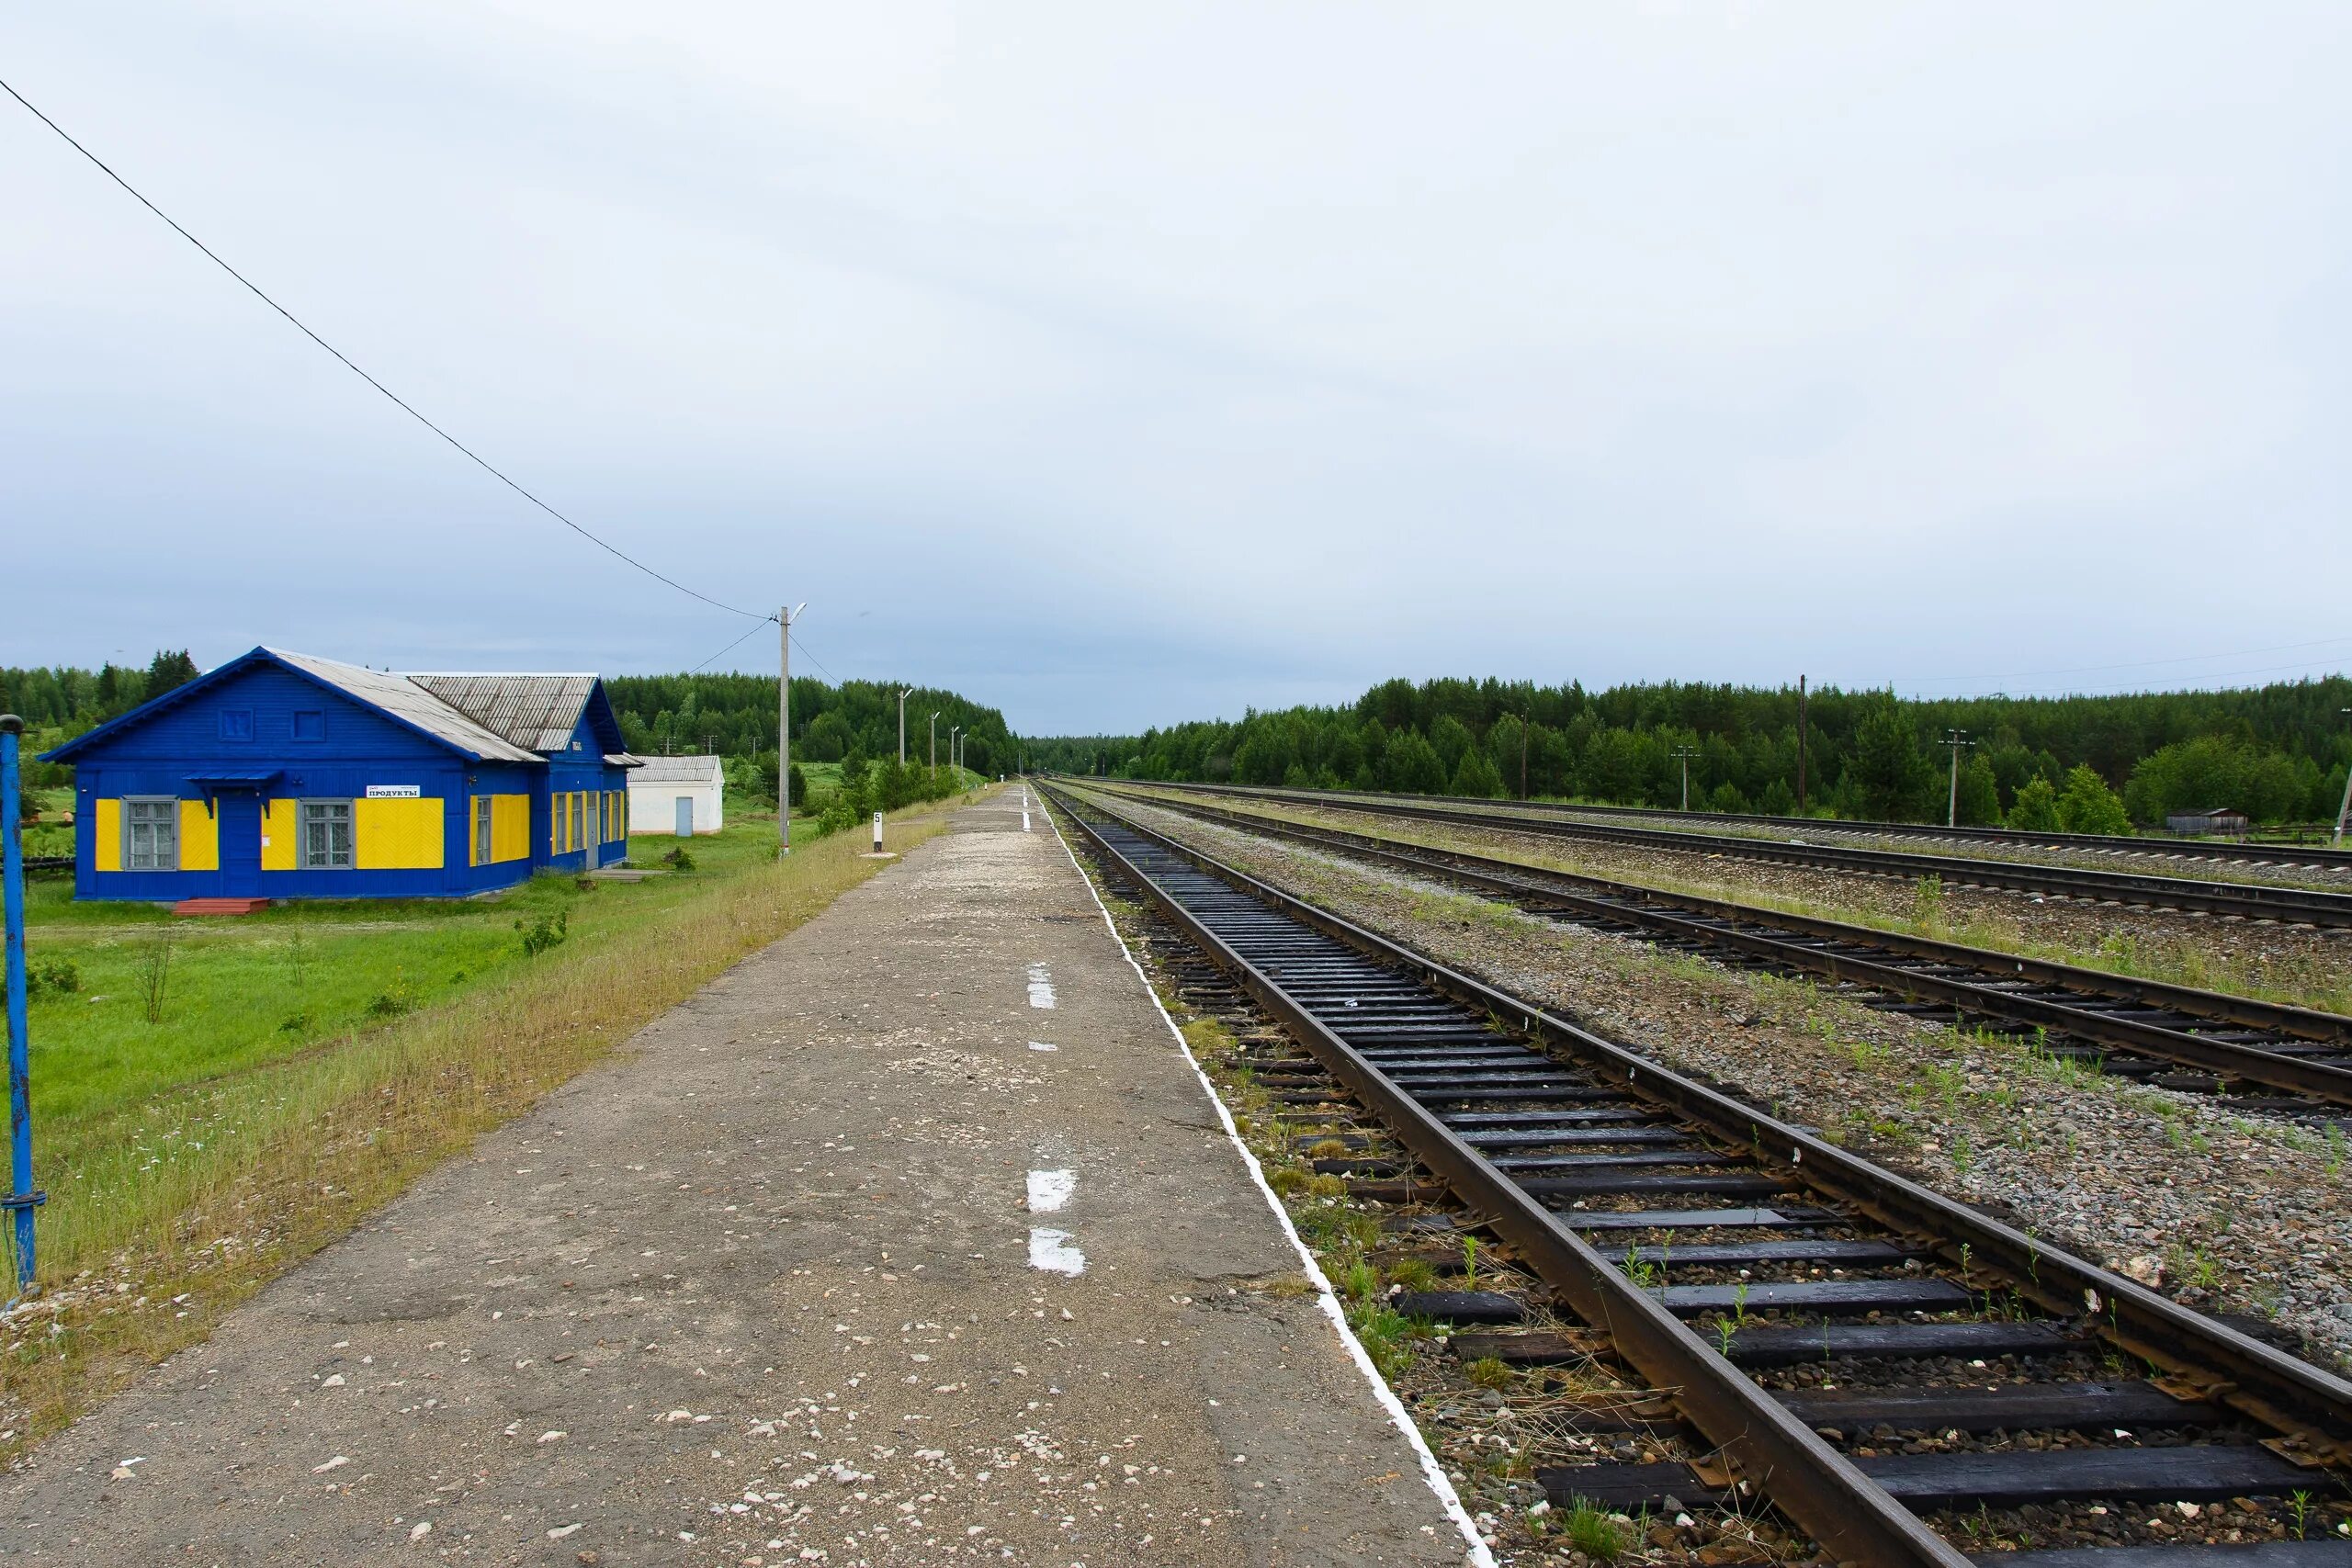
left=5, top=4, right=2347, bottom=735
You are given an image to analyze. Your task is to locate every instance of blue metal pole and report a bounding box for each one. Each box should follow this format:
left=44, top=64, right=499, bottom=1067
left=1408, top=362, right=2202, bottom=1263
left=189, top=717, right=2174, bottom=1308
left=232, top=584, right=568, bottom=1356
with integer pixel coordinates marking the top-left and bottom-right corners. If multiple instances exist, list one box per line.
left=1, top=714, right=39, bottom=1294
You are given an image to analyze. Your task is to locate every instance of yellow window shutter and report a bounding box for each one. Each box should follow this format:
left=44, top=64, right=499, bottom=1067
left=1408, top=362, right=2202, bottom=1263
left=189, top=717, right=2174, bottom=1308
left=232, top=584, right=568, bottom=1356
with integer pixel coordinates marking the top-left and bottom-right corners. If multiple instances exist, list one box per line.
left=178, top=800, right=219, bottom=871
left=260, top=799, right=296, bottom=871
left=94, top=799, right=122, bottom=872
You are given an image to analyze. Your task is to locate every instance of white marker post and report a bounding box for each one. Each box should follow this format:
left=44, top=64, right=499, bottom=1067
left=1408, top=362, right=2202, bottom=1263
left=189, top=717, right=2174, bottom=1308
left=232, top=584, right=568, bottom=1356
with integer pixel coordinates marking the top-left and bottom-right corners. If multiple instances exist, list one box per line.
left=871, top=810, right=884, bottom=854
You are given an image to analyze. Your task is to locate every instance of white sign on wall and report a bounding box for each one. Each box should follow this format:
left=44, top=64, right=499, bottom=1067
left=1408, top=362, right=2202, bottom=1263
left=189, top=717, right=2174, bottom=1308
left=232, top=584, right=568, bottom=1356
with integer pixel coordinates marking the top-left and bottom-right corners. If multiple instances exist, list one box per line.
left=365, top=784, right=422, bottom=798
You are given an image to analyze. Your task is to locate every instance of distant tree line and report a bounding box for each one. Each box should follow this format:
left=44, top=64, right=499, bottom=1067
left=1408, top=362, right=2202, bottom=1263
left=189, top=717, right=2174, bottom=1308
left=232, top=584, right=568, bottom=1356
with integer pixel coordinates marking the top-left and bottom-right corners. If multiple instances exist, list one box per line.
left=601, top=673, right=1014, bottom=782
left=1026, top=674, right=2352, bottom=829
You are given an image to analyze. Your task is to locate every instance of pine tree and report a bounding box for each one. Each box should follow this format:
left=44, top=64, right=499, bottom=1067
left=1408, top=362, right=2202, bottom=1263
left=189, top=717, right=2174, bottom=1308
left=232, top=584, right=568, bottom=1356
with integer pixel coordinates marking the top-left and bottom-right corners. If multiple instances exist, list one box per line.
left=2006, top=775, right=2061, bottom=831
left=1848, top=699, right=1932, bottom=820
left=1452, top=747, right=1506, bottom=798
left=1384, top=729, right=1446, bottom=793
left=2056, top=764, right=2132, bottom=833
left=145, top=649, right=199, bottom=698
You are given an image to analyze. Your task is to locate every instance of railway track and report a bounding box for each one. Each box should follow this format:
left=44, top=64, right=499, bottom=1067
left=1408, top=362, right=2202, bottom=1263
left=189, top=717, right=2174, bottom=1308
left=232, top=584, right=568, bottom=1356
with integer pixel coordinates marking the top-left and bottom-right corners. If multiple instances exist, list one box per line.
left=1081, top=781, right=2352, bottom=1120
left=1183, top=782, right=2352, bottom=877
left=1101, top=779, right=2352, bottom=930
left=1043, top=781, right=2352, bottom=1566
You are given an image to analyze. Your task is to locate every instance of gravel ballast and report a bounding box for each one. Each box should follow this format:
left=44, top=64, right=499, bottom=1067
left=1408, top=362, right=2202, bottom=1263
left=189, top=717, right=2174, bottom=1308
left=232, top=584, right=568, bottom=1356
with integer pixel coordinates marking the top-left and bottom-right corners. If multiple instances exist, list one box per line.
left=1128, top=790, right=2352, bottom=1019
left=1098, top=790, right=2352, bottom=1377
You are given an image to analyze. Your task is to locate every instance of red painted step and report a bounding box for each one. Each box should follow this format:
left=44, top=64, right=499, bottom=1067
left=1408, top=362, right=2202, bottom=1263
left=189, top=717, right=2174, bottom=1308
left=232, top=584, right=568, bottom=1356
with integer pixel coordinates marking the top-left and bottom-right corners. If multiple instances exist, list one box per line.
left=171, top=897, right=271, bottom=917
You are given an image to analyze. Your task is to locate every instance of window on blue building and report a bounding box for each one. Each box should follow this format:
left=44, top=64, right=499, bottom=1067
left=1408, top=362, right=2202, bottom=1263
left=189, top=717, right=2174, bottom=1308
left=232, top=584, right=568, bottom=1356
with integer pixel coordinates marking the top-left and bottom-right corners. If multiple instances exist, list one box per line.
left=219, top=709, right=254, bottom=742
left=125, top=798, right=179, bottom=871
left=301, top=800, right=353, bottom=868
left=292, top=710, right=326, bottom=741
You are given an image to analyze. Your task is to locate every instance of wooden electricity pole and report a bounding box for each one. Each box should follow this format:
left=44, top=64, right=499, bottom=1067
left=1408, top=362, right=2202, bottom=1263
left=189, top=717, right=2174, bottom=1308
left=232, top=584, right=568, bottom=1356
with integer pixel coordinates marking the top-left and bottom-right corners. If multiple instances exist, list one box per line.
left=1796, top=674, right=1809, bottom=816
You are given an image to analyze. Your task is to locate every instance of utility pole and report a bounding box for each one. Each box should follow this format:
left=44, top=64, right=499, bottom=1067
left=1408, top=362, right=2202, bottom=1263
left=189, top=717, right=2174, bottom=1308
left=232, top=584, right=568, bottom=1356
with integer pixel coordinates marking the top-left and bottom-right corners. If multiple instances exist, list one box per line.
left=929, top=712, right=940, bottom=772
left=950, top=726, right=961, bottom=784
left=898, top=688, right=913, bottom=764
left=1671, top=745, right=1699, bottom=811
left=1795, top=674, right=1809, bottom=816
left=779, top=602, right=805, bottom=853
left=1941, top=728, right=1977, bottom=828
left=2335, top=708, right=2352, bottom=846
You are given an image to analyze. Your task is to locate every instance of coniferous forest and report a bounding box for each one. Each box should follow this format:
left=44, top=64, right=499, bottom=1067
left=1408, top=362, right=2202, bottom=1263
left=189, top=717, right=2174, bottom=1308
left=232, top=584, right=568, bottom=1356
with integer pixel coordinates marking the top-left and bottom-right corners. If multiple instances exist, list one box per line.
left=1024, top=674, right=2352, bottom=829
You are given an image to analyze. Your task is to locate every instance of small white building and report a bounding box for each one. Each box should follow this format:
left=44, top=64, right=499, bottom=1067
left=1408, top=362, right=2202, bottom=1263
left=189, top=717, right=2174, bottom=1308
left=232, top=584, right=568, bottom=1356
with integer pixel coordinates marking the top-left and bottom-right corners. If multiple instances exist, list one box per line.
left=628, top=755, right=724, bottom=836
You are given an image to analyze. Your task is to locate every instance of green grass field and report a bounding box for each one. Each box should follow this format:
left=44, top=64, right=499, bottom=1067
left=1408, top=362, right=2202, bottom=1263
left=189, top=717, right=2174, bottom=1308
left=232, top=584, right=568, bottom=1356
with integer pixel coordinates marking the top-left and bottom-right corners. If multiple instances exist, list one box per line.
left=14, top=788, right=821, bottom=1130
left=0, top=784, right=989, bottom=1450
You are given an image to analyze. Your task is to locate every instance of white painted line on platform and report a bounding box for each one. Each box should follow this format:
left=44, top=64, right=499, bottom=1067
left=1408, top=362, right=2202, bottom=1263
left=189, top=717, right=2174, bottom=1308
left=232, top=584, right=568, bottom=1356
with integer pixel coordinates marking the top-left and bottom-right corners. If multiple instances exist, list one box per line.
left=1026, top=1168, right=1078, bottom=1214
left=1026, top=1227, right=1086, bottom=1275
left=1027, top=1040, right=1059, bottom=1053
left=1026, top=963, right=1057, bottom=1009
left=1042, top=800, right=1497, bottom=1568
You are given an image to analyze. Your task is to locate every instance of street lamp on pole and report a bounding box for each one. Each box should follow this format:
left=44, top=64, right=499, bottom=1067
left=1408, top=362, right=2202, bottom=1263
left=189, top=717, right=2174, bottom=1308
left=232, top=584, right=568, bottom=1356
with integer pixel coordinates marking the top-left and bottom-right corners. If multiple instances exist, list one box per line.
left=779, top=601, right=805, bottom=854
left=950, top=727, right=961, bottom=784
left=929, top=712, right=940, bottom=772
left=898, top=688, right=913, bottom=764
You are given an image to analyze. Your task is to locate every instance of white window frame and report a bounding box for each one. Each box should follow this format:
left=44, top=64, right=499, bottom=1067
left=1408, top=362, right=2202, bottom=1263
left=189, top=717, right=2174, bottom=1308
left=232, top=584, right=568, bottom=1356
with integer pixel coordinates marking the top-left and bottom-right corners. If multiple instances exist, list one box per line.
left=474, top=797, right=494, bottom=865
left=124, top=796, right=180, bottom=872
left=300, top=799, right=355, bottom=870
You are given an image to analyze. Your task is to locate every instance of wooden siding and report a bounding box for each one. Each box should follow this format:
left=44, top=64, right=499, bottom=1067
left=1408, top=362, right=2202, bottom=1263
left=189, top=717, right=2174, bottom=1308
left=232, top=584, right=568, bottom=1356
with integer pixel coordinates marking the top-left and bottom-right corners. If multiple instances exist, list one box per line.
left=53, top=652, right=631, bottom=899
left=354, top=797, right=443, bottom=870
left=178, top=801, right=219, bottom=871
left=93, top=799, right=121, bottom=872
left=261, top=799, right=297, bottom=872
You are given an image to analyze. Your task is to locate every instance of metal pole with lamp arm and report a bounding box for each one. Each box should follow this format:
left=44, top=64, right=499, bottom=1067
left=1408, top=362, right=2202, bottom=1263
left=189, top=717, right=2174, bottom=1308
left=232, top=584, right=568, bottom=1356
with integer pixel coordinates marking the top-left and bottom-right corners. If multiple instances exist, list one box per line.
left=950, top=727, right=962, bottom=786
left=898, top=689, right=913, bottom=764
left=1, top=714, right=44, bottom=1297
left=779, top=602, right=805, bottom=854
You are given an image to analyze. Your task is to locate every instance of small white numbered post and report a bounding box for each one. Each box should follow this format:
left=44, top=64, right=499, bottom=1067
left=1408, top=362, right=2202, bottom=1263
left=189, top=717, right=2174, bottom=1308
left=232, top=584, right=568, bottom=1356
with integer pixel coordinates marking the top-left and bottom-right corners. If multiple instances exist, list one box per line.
left=871, top=810, right=884, bottom=852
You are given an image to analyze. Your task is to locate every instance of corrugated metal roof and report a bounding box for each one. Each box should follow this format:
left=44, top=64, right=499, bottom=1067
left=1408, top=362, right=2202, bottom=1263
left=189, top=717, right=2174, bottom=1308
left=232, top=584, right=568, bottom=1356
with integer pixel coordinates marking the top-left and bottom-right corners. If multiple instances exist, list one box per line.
left=270, top=649, right=540, bottom=762
left=405, top=673, right=599, bottom=754
left=629, top=755, right=723, bottom=784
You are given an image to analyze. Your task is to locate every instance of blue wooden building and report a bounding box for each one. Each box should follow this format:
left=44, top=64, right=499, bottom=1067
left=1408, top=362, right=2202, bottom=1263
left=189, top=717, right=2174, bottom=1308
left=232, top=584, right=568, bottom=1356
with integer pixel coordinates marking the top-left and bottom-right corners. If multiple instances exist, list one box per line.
left=43, top=648, right=641, bottom=902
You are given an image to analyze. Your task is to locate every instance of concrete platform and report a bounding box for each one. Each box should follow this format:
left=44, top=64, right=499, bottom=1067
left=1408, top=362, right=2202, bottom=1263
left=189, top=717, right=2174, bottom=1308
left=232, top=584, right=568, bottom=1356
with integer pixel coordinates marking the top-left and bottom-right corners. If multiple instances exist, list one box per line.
left=0, top=791, right=1476, bottom=1565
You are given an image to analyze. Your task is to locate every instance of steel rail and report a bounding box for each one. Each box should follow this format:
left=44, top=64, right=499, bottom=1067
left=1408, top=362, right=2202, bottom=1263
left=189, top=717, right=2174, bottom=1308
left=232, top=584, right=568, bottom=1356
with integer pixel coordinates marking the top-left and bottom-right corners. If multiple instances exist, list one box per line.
left=1040, top=785, right=1974, bottom=1567
left=1102, top=779, right=2352, bottom=929
left=1180, top=780, right=2352, bottom=874
left=1086, top=781, right=2352, bottom=1110
left=1045, top=782, right=2352, bottom=1477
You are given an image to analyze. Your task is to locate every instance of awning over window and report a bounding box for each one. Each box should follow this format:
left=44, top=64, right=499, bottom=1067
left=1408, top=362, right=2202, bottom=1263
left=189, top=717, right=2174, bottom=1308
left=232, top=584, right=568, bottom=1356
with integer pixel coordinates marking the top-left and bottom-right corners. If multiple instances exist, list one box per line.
left=185, top=771, right=283, bottom=791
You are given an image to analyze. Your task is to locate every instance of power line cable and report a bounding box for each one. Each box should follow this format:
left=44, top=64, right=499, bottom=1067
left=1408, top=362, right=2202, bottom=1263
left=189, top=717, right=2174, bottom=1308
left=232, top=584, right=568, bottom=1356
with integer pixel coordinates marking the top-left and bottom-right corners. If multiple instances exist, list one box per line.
left=689, top=616, right=778, bottom=674
left=1, top=74, right=767, bottom=623
left=787, top=630, right=839, bottom=684
left=689, top=618, right=840, bottom=684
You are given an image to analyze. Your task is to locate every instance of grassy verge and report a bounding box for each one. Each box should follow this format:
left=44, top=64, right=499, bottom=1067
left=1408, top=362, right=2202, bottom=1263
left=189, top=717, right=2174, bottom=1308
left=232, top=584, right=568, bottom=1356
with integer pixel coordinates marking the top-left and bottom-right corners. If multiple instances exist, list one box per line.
left=0, top=790, right=978, bottom=1455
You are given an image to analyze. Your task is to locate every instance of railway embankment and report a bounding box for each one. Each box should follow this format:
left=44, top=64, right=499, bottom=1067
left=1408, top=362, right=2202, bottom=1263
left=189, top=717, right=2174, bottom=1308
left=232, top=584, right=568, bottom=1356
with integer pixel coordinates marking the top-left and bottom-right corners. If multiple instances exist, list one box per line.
left=1134, top=788, right=2352, bottom=1019
left=1100, top=789, right=2352, bottom=1377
